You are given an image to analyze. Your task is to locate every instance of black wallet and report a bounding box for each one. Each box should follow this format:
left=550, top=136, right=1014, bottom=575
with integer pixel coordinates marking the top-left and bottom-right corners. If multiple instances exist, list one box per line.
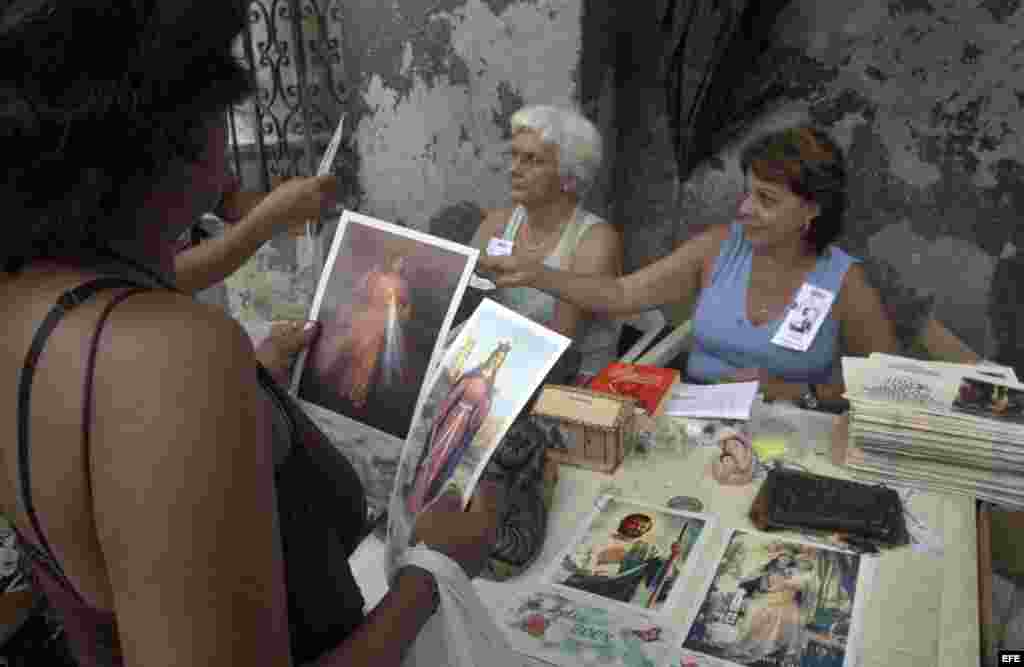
left=751, top=468, right=908, bottom=546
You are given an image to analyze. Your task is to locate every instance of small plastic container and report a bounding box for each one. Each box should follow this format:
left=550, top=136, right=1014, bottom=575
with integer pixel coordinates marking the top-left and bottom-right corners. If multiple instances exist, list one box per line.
left=651, top=414, right=697, bottom=457
left=747, top=399, right=809, bottom=462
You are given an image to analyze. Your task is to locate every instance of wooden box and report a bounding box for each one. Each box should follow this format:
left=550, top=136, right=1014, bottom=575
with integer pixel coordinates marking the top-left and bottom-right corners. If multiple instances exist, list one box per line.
left=532, top=384, right=637, bottom=474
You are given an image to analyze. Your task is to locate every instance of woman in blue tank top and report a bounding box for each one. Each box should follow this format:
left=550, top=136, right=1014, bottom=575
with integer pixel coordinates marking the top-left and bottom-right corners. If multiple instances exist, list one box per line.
left=479, top=125, right=899, bottom=403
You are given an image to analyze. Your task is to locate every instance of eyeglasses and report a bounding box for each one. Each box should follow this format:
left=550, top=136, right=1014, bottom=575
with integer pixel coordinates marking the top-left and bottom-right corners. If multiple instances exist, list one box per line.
left=503, top=149, right=554, bottom=169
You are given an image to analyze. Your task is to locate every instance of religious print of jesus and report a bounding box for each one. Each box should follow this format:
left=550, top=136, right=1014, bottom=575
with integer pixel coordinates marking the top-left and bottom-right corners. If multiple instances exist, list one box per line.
left=294, top=212, right=477, bottom=442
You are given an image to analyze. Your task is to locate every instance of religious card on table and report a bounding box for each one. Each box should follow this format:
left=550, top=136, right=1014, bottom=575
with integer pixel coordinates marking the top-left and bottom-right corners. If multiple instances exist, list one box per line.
left=544, top=496, right=713, bottom=617
left=952, top=376, right=1024, bottom=427
left=677, top=529, right=876, bottom=667
left=496, top=588, right=680, bottom=667
left=291, top=210, right=478, bottom=444
left=387, top=298, right=571, bottom=569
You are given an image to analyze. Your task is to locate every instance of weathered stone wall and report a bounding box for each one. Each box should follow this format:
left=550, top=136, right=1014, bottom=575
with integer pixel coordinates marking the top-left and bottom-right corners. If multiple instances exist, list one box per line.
left=227, top=0, right=1024, bottom=374
left=345, top=0, right=581, bottom=227
left=587, top=0, right=1024, bottom=366
left=227, top=0, right=583, bottom=327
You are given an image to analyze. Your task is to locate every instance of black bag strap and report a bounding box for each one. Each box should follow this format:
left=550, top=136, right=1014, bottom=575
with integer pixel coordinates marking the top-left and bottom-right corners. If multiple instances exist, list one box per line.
left=17, top=277, right=151, bottom=604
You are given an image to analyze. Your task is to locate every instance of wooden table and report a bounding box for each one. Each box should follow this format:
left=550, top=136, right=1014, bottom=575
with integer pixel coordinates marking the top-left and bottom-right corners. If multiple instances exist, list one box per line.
left=349, top=404, right=981, bottom=666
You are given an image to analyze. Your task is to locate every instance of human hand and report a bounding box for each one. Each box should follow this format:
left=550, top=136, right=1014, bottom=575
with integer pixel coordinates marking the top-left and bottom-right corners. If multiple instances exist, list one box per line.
left=475, top=253, right=541, bottom=288
left=255, top=320, right=320, bottom=386
left=411, top=480, right=503, bottom=579
left=597, top=544, right=626, bottom=565
left=247, top=175, right=339, bottom=238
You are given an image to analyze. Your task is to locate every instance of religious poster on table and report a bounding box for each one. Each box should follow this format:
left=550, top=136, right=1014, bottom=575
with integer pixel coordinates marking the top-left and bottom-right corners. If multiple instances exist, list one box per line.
left=495, top=588, right=680, bottom=667
left=675, top=529, right=876, bottom=667
left=952, top=376, right=1024, bottom=427
left=387, top=298, right=571, bottom=567
left=291, top=210, right=478, bottom=444
left=545, top=496, right=712, bottom=617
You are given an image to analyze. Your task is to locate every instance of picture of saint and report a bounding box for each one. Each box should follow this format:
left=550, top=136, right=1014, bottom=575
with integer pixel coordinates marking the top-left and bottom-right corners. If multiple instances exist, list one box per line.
left=560, top=513, right=678, bottom=605
left=683, top=531, right=862, bottom=667
left=388, top=299, right=570, bottom=570
left=550, top=498, right=707, bottom=614
left=953, top=377, right=1024, bottom=425
left=406, top=341, right=511, bottom=513
left=316, top=255, right=411, bottom=409
left=295, top=212, right=477, bottom=442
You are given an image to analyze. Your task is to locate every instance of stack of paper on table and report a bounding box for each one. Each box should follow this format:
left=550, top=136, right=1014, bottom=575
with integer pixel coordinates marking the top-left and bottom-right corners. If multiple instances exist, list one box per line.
left=662, top=381, right=760, bottom=420
left=838, top=353, right=1024, bottom=508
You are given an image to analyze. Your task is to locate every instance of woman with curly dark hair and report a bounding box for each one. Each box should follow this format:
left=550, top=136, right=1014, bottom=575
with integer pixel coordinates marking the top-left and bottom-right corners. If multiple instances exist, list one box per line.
left=0, top=2, right=500, bottom=666
left=480, top=125, right=899, bottom=403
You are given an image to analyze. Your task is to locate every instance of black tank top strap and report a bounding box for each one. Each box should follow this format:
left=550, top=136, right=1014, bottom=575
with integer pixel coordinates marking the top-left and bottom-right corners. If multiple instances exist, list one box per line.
left=17, top=277, right=152, bottom=605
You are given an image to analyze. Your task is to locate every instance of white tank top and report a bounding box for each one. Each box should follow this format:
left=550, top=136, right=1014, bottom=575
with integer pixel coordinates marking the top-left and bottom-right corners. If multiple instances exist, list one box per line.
left=494, top=206, right=621, bottom=375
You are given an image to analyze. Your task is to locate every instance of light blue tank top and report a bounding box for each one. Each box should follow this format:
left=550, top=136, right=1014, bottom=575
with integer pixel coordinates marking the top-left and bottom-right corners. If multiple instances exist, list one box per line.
left=686, top=222, right=858, bottom=385
left=493, top=206, right=621, bottom=375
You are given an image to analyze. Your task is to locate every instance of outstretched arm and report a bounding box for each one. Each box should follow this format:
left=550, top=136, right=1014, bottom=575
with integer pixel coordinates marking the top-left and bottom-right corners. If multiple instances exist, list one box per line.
left=175, top=176, right=337, bottom=294
left=478, top=225, right=726, bottom=318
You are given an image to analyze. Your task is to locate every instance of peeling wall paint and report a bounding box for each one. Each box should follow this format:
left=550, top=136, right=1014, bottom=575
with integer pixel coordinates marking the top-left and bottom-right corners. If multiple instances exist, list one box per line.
left=224, top=0, right=1024, bottom=373
left=651, top=0, right=1024, bottom=362
left=353, top=0, right=581, bottom=228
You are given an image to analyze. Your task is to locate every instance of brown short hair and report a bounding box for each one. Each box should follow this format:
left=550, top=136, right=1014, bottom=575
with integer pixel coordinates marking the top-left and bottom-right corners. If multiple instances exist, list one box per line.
left=739, top=126, right=848, bottom=255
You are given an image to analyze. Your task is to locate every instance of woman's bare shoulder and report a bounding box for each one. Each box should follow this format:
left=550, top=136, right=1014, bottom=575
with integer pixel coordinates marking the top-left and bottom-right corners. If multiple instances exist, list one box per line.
left=98, top=290, right=256, bottom=383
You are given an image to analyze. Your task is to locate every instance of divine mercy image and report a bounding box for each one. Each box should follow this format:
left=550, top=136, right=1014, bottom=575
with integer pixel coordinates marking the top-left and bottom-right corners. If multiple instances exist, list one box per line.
left=550, top=498, right=707, bottom=615
left=293, top=212, right=476, bottom=441
left=681, top=530, right=862, bottom=667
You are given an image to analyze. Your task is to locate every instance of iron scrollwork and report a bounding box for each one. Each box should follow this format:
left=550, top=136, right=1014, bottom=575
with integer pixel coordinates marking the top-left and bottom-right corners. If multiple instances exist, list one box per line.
left=228, top=0, right=353, bottom=197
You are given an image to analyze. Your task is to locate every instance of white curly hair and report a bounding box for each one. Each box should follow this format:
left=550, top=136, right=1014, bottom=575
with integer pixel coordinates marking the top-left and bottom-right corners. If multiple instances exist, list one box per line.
left=509, top=105, right=603, bottom=197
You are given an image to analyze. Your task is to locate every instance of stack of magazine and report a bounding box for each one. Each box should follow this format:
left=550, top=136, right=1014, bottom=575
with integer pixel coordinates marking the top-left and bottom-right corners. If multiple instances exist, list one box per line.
left=839, top=353, right=1024, bottom=508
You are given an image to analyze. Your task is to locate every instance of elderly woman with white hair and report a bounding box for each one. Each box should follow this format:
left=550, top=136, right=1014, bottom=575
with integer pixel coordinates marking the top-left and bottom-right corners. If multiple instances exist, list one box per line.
left=470, top=105, right=622, bottom=382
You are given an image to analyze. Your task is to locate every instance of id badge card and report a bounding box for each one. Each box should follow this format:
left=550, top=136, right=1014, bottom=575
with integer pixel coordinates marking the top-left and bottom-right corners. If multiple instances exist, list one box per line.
left=487, top=237, right=514, bottom=256
left=771, top=283, right=836, bottom=352
left=472, top=237, right=514, bottom=291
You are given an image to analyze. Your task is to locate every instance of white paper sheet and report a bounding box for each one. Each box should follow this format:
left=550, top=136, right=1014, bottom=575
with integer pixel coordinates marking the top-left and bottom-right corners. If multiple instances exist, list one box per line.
left=663, top=382, right=760, bottom=420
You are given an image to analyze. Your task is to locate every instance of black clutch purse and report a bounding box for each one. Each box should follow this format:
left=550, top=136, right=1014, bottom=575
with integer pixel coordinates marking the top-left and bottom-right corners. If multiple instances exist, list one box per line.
left=751, top=468, right=909, bottom=546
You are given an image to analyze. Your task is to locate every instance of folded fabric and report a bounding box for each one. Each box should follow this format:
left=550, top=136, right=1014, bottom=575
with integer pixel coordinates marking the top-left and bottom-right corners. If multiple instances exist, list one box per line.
left=393, top=545, right=521, bottom=667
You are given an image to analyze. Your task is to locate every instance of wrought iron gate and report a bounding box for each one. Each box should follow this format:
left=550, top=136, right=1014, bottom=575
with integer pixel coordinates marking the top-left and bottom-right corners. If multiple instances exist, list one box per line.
left=227, top=0, right=357, bottom=205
